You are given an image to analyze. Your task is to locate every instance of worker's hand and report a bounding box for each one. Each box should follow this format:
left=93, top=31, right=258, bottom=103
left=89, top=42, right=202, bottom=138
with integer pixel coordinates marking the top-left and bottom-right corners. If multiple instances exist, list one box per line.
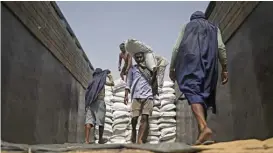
left=221, top=71, right=228, bottom=85
left=124, top=95, right=128, bottom=105
left=169, top=70, right=176, bottom=82
left=118, top=67, right=121, bottom=72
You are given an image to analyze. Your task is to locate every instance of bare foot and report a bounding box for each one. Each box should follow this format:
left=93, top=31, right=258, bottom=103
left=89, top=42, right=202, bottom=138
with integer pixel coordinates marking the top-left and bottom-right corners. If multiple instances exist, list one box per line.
left=195, top=127, right=212, bottom=145
left=137, top=140, right=143, bottom=144
left=85, top=141, right=90, bottom=144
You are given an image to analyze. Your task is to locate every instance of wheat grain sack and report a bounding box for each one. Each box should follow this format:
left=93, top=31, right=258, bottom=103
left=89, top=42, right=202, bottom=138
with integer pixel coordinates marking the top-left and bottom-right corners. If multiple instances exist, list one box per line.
left=110, top=136, right=127, bottom=144
left=112, top=103, right=130, bottom=112
left=160, top=111, right=176, bottom=117
left=149, top=129, right=161, bottom=136
left=160, top=132, right=176, bottom=142
left=158, top=117, right=176, bottom=124
left=112, top=117, right=130, bottom=127
left=105, top=85, right=113, bottom=92
left=153, top=99, right=161, bottom=107
left=159, top=93, right=176, bottom=101
left=158, top=123, right=176, bottom=129
left=105, top=112, right=113, bottom=119
left=112, top=111, right=130, bottom=120
left=160, top=99, right=175, bottom=107
left=104, top=117, right=113, bottom=124
left=153, top=107, right=160, bottom=112
left=105, top=91, right=112, bottom=97
left=162, top=87, right=175, bottom=94
left=160, top=104, right=176, bottom=112
left=149, top=118, right=159, bottom=124
left=163, top=81, right=175, bottom=88
left=147, top=136, right=160, bottom=142
left=161, top=127, right=176, bottom=137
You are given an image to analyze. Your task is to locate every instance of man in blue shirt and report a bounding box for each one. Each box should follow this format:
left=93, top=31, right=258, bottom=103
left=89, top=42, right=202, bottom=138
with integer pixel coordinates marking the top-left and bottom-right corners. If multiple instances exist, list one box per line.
left=124, top=52, right=154, bottom=144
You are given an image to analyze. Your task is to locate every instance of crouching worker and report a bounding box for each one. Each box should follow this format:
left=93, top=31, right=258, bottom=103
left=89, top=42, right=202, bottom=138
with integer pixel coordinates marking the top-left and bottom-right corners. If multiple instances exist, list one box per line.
left=124, top=52, right=154, bottom=144
left=84, top=68, right=114, bottom=144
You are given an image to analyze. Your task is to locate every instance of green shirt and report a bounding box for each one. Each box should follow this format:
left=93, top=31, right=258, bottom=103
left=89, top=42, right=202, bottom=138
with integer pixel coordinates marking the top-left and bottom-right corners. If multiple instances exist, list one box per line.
left=169, top=25, right=227, bottom=70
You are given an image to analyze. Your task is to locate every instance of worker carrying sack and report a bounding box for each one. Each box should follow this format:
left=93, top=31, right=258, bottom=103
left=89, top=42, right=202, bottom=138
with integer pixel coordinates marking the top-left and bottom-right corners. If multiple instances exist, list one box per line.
left=124, top=39, right=158, bottom=72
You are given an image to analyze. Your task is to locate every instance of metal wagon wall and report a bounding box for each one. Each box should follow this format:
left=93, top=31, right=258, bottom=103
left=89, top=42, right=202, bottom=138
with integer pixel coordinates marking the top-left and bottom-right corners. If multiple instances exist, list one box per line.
left=1, top=1, right=93, bottom=144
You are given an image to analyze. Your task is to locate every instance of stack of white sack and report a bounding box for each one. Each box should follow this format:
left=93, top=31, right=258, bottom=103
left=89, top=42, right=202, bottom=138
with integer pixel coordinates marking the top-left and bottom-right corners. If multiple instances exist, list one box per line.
left=110, top=79, right=131, bottom=144
left=95, top=85, right=114, bottom=144
left=159, top=81, right=177, bottom=143
left=145, top=96, right=161, bottom=144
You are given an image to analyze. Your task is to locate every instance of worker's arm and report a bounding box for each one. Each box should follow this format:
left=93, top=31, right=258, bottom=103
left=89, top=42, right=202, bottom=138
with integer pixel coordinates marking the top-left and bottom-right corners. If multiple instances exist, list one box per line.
left=125, top=54, right=132, bottom=73
left=105, top=74, right=114, bottom=86
left=217, top=28, right=228, bottom=72
left=125, top=67, right=133, bottom=93
left=118, top=53, right=122, bottom=71
left=124, top=67, right=133, bottom=104
left=169, top=25, right=186, bottom=71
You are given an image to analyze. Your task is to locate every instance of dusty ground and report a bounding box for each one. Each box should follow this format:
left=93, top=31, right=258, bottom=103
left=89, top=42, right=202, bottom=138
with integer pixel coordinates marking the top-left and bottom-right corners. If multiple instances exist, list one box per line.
left=66, top=138, right=273, bottom=153
left=2, top=138, right=273, bottom=153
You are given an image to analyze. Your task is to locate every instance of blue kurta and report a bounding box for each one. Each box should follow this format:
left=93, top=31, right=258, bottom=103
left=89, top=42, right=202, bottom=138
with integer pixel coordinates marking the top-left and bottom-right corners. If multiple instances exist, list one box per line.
left=85, top=68, right=110, bottom=108
left=175, top=11, right=218, bottom=113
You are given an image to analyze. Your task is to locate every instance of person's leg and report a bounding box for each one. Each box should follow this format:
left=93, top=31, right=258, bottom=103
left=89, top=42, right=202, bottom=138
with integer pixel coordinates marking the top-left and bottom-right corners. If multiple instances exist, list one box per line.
left=137, top=99, right=153, bottom=144
left=96, top=100, right=106, bottom=144
left=131, top=99, right=141, bottom=143
left=120, top=71, right=125, bottom=81
left=131, top=116, right=139, bottom=143
left=85, top=108, right=94, bottom=144
left=137, top=114, right=149, bottom=144
left=191, top=103, right=212, bottom=144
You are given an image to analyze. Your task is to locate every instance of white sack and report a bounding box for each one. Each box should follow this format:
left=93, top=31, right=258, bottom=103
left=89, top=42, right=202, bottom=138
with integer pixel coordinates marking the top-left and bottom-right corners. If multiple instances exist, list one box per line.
left=160, top=132, right=176, bottom=141
left=159, top=94, right=176, bottom=101
left=158, top=123, right=176, bottom=129
left=113, top=111, right=130, bottom=119
left=106, top=105, right=112, bottom=112
left=110, top=137, right=126, bottom=144
left=147, top=136, right=159, bottom=141
left=104, top=96, right=113, bottom=103
left=162, top=87, right=175, bottom=94
left=105, top=86, right=113, bottom=92
left=106, top=112, right=113, bottom=118
left=149, top=123, right=158, bottom=129
left=113, top=91, right=125, bottom=98
left=153, top=107, right=160, bottom=112
left=151, top=111, right=160, bottom=118
left=149, top=118, right=159, bottom=124
left=160, top=100, right=175, bottom=107
left=111, top=96, right=124, bottom=102
left=161, top=127, right=176, bottom=137
left=163, top=81, right=174, bottom=88
left=158, top=117, right=176, bottom=124
left=113, top=123, right=129, bottom=131
left=162, top=137, right=176, bottom=143
left=160, top=111, right=176, bottom=117
left=149, top=130, right=161, bottom=136
left=104, top=117, right=113, bottom=124
left=112, top=103, right=129, bottom=111
left=113, top=117, right=130, bottom=126
left=113, top=127, right=127, bottom=135
left=153, top=100, right=161, bottom=106
left=105, top=91, right=112, bottom=97
left=160, top=104, right=176, bottom=112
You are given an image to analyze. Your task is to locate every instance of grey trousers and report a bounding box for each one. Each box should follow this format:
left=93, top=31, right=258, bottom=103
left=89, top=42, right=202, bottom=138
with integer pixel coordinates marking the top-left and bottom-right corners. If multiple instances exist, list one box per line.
left=85, top=99, right=106, bottom=126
